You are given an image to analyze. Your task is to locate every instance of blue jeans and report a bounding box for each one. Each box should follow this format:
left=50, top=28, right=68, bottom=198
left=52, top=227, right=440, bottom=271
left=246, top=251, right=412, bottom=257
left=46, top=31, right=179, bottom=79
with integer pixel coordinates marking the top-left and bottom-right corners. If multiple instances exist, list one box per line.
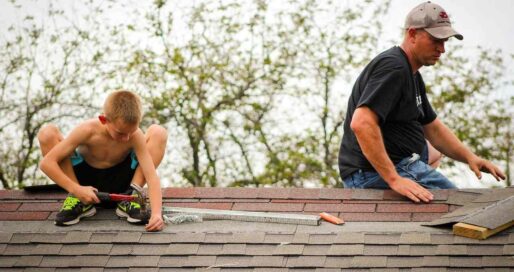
left=343, top=151, right=456, bottom=189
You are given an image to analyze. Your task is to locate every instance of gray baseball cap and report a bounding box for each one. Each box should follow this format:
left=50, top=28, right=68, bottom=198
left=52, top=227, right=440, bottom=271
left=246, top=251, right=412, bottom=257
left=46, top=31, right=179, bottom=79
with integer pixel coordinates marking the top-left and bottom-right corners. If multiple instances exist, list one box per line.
left=405, top=1, right=463, bottom=40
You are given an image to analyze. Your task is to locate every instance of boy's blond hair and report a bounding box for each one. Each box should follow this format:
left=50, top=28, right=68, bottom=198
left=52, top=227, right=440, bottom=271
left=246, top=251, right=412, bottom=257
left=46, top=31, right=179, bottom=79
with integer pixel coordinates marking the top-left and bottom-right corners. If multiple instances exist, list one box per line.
left=103, top=90, right=142, bottom=124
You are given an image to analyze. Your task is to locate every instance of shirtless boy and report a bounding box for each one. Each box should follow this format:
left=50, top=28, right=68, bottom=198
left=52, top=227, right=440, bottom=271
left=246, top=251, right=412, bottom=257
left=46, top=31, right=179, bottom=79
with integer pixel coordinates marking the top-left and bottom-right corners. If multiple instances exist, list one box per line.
left=38, top=90, right=167, bottom=231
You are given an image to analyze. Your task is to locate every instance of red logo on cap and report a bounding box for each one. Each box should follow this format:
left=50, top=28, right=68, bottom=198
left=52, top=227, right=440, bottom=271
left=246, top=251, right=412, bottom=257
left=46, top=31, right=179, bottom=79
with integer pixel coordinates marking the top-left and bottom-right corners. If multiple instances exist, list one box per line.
left=439, top=12, right=448, bottom=19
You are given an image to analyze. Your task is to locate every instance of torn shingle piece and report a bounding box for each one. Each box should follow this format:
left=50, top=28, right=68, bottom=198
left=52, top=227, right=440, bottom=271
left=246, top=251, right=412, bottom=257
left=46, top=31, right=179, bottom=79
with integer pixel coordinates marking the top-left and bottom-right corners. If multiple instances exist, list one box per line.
left=462, top=196, right=514, bottom=229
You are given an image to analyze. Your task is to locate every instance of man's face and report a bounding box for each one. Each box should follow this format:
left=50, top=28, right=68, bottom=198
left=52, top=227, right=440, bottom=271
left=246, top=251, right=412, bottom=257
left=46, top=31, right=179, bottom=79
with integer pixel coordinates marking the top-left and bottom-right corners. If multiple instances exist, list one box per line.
left=105, top=118, right=139, bottom=142
left=413, top=29, right=448, bottom=66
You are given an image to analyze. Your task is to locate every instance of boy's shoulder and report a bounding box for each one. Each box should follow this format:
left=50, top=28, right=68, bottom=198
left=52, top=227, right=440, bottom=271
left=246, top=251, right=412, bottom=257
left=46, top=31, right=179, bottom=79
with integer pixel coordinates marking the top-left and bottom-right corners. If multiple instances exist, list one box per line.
left=70, top=119, right=104, bottom=139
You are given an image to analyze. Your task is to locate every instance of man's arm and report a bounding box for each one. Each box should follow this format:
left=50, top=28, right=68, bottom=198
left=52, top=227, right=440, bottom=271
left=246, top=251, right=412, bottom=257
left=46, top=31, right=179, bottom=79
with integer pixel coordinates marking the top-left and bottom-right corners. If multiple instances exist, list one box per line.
left=351, top=106, right=434, bottom=202
left=39, top=125, right=100, bottom=204
left=131, top=131, right=164, bottom=231
left=423, top=118, right=505, bottom=181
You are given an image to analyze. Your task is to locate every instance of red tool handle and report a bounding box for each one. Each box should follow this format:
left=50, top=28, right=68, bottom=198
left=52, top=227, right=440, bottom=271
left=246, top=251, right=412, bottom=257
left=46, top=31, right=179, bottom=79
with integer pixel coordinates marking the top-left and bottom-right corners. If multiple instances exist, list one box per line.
left=96, top=192, right=136, bottom=202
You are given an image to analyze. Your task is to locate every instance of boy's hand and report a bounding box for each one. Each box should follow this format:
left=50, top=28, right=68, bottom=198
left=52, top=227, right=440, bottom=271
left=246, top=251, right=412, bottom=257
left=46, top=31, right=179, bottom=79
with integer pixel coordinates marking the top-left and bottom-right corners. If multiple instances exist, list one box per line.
left=145, top=214, right=164, bottom=232
left=71, top=185, right=100, bottom=205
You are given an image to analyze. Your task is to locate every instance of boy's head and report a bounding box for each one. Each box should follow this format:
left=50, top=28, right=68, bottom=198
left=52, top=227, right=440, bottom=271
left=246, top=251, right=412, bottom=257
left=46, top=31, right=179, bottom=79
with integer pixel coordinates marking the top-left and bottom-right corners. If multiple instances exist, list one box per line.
left=100, top=90, right=142, bottom=142
left=103, top=90, right=142, bottom=125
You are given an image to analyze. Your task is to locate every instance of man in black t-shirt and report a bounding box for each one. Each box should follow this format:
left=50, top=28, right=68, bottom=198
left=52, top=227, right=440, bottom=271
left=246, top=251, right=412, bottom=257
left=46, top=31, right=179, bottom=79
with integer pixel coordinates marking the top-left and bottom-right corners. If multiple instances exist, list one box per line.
left=338, top=2, right=505, bottom=203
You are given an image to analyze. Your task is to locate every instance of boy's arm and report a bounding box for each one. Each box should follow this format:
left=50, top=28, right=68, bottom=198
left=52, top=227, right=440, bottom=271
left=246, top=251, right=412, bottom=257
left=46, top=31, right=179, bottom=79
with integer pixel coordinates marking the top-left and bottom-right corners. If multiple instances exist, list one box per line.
left=131, top=131, right=164, bottom=231
left=39, top=124, right=100, bottom=204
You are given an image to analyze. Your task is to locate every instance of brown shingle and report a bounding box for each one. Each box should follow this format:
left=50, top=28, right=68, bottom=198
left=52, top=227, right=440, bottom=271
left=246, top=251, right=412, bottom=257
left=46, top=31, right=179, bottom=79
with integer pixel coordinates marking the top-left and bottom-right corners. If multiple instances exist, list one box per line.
left=131, top=244, right=169, bottom=255
left=436, top=245, right=467, bottom=255
left=169, top=233, right=205, bottom=243
left=109, top=245, right=134, bottom=255
left=62, top=232, right=93, bottom=243
left=334, top=233, right=364, bottom=244
left=364, top=234, right=401, bottom=245
left=3, top=244, right=36, bottom=255
left=364, top=245, right=399, bottom=256
left=251, top=256, right=285, bottom=267
left=400, top=233, right=431, bottom=244
left=245, top=245, right=276, bottom=256
left=230, top=233, right=265, bottom=243
left=481, top=256, right=514, bottom=267
left=303, top=245, right=330, bottom=256
left=183, top=256, right=217, bottom=267
left=31, top=244, right=63, bottom=255
left=59, top=244, right=112, bottom=255
left=197, top=244, right=222, bottom=255
left=215, top=256, right=252, bottom=267
left=40, top=256, right=72, bottom=267
left=72, top=256, right=110, bottom=267
left=158, top=256, right=187, bottom=267
left=0, top=256, right=19, bottom=267
left=264, top=234, right=294, bottom=244
left=31, top=233, right=66, bottom=244
left=449, top=256, right=482, bottom=267
left=423, top=256, right=450, bottom=267
left=324, top=256, right=352, bottom=268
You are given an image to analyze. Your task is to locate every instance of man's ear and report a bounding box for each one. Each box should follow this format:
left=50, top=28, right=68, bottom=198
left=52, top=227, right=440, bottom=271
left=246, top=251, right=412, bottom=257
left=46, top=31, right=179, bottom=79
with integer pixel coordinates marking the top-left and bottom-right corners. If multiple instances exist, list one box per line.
left=98, top=115, right=107, bottom=124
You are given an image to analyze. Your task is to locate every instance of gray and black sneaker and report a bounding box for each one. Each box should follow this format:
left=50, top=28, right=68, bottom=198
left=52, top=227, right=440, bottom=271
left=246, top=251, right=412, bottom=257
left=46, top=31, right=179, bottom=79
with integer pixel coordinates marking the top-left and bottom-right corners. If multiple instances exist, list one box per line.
left=116, top=198, right=148, bottom=224
left=55, top=195, right=96, bottom=226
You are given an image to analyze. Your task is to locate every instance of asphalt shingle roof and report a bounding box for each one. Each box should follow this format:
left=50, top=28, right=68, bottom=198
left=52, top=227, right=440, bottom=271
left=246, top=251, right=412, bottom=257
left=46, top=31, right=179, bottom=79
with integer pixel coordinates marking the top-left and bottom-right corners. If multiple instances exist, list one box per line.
left=1, top=187, right=513, bottom=271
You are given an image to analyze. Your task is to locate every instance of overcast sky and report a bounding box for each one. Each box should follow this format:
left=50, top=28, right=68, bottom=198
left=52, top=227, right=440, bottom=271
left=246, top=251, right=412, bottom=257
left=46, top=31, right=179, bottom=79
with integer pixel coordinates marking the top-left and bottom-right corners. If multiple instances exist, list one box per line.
left=384, top=0, right=514, bottom=54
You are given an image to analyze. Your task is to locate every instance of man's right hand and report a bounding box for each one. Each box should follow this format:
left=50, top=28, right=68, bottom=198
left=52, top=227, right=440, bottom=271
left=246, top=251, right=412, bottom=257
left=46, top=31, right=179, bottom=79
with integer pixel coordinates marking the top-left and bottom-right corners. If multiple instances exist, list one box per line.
left=388, top=176, right=433, bottom=203
left=71, top=185, right=100, bottom=205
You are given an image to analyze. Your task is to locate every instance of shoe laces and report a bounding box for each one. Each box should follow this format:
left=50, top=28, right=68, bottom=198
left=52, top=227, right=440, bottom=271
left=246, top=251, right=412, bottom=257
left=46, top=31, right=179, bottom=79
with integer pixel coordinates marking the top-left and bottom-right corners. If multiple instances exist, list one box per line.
left=62, top=196, right=80, bottom=211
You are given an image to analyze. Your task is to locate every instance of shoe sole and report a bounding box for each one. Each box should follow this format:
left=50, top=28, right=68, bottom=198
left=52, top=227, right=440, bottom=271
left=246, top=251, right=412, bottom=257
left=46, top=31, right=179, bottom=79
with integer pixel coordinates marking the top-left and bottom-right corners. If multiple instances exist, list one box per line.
left=55, top=207, right=97, bottom=226
left=116, top=207, right=142, bottom=223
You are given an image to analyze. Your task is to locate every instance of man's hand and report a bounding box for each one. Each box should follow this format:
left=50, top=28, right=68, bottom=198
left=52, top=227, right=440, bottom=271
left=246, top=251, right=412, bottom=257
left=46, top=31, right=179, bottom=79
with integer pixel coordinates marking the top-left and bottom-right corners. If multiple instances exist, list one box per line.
left=389, top=176, right=434, bottom=203
left=468, top=156, right=506, bottom=181
left=71, top=185, right=100, bottom=205
left=146, top=214, right=164, bottom=232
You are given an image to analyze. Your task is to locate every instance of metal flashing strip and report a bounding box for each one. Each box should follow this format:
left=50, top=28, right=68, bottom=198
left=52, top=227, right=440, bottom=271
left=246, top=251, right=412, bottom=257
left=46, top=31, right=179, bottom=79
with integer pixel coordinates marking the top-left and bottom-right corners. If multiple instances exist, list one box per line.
left=162, top=207, right=321, bottom=226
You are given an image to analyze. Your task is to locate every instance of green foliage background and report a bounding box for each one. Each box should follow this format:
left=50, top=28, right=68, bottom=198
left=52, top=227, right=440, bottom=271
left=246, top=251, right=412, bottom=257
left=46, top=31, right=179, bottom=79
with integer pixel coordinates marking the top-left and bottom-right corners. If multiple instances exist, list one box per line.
left=0, top=0, right=512, bottom=189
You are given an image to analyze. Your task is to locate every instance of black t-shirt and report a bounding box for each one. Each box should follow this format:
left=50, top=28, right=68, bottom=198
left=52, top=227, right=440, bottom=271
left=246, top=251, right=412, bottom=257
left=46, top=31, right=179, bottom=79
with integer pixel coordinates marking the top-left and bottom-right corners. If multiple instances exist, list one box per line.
left=338, top=46, right=437, bottom=179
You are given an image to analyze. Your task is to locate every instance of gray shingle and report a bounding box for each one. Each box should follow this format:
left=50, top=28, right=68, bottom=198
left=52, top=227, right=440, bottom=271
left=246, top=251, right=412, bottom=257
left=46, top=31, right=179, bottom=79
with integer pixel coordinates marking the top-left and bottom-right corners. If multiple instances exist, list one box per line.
left=245, top=245, right=277, bottom=256
left=230, top=233, right=265, bottom=243
left=72, top=256, right=110, bottom=267
left=364, top=234, right=401, bottom=245
left=113, top=232, right=141, bottom=243
left=309, top=234, right=337, bottom=244
left=264, top=234, right=294, bottom=244
left=89, top=233, right=117, bottom=243
left=14, top=256, right=42, bottom=267
left=158, top=256, right=187, bottom=267
left=436, top=245, right=467, bottom=255
left=9, top=234, right=36, bottom=244
left=251, top=256, right=284, bottom=267
left=503, top=245, right=514, bottom=255
left=286, top=256, right=326, bottom=267
left=292, top=233, right=310, bottom=244
left=386, top=257, right=423, bottom=268
left=139, top=233, right=173, bottom=244
left=363, top=245, right=398, bottom=256
left=481, top=256, right=514, bottom=267
left=447, top=191, right=481, bottom=205
left=170, top=233, right=205, bottom=243
left=467, top=245, right=504, bottom=256
left=273, top=244, right=304, bottom=255
left=327, top=245, right=364, bottom=256
left=31, top=244, right=62, bottom=255
left=430, top=234, right=454, bottom=244
left=31, top=233, right=66, bottom=244
left=324, top=257, right=352, bottom=268
left=215, top=256, right=252, bottom=267
left=352, top=256, right=387, bottom=268
left=204, top=233, right=232, bottom=243
left=407, top=245, right=437, bottom=256
left=106, top=256, right=160, bottom=267
left=0, top=233, right=12, bottom=243
left=222, top=244, right=246, bottom=255
left=400, top=233, right=431, bottom=244
left=40, top=256, right=72, bottom=267
left=110, top=244, right=134, bottom=255
left=0, top=256, right=19, bottom=267
left=334, top=233, right=364, bottom=244
left=303, top=245, right=330, bottom=256
left=166, top=244, right=199, bottom=255
left=481, top=234, right=509, bottom=245
left=128, top=268, right=159, bottom=272
left=59, top=244, right=112, bottom=255
left=183, top=256, right=216, bottom=267
left=3, top=244, right=36, bottom=255
left=26, top=268, right=56, bottom=272
left=423, top=256, right=450, bottom=267
left=197, top=244, right=223, bottom=255
left=63, top=232, right=92, bottom=243
left=131, top=244, right=168, bottom=255
left=449, top=257, right=482, bottom=267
